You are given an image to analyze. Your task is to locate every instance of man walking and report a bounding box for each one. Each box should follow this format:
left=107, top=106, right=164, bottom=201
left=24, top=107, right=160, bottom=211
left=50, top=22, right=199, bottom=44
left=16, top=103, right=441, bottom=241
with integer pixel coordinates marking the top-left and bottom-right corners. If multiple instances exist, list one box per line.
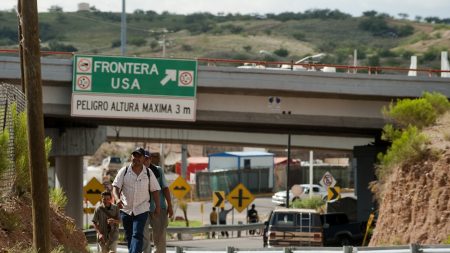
left=247, top=204, right=259, bottom=235
left=143, top=151, right=173, bottom=253
left=92, top=191, right=120, bottom=253
left=112, top=147, right=160, bottom=253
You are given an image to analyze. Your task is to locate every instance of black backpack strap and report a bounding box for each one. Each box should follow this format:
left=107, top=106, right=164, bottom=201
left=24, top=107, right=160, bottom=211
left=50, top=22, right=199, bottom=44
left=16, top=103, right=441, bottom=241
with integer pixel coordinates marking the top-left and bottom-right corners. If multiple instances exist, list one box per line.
left=149, top=164, right=160, bottom=178
left=118, top=165, right=130, bottom=198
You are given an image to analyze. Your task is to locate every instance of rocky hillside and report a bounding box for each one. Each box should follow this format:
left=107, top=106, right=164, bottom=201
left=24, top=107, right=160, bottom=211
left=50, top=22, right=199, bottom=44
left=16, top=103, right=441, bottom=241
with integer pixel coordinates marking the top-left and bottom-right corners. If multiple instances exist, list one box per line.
left=370, top=112, right=450, bottom=245
left=0, top=195, right=88, bottom=252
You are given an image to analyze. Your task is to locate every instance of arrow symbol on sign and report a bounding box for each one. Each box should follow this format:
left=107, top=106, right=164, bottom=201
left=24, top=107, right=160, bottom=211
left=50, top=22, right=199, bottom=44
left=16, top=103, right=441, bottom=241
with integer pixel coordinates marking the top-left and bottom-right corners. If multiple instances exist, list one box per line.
left=214, top=192, right=224, bottom=207
left=328, top=187, right=340, bottom=201
left=160, top=69, right=177, bottom=86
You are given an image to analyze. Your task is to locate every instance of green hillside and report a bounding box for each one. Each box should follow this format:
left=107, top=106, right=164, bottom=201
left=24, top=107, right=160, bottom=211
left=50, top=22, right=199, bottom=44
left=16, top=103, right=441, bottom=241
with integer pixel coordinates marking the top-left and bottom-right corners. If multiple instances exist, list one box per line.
left=0, top=9, right=449, bottom=69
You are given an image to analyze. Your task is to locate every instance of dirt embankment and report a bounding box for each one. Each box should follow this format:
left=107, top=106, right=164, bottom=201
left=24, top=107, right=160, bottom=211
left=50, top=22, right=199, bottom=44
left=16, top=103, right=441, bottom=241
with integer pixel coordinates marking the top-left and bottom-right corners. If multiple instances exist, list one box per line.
left=370, top=113, right=450, bottom=245
left=0, top=195, right=88, bottom=252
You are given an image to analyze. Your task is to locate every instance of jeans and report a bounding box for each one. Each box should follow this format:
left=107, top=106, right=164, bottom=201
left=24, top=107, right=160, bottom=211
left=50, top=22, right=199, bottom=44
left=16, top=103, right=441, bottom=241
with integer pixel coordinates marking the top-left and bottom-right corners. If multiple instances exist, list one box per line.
left=120, top=211, right=148, bottom=253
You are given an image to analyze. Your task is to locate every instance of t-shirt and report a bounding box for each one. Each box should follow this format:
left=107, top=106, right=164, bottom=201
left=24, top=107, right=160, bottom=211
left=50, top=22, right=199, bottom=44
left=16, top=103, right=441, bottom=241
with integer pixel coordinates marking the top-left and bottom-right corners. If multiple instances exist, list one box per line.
left=210, top=211, right=218, bottom=224
left=248, top=209, right=258, bottom=222
left=92, top=204, right=120, bottom=243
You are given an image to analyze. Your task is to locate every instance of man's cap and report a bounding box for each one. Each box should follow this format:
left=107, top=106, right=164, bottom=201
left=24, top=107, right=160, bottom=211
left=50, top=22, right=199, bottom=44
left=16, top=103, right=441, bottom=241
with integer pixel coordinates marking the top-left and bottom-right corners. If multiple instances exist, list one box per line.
left=131, top=147, right=145, bottom=156
left=144, top=150, right=151, bottom=158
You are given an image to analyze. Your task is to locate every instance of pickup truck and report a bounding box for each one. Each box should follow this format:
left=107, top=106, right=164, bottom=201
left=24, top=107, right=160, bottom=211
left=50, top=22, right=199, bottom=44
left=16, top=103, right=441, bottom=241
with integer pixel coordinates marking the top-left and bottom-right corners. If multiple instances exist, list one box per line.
left=321, top=212, right=365, bottom=246
left=264, top=209, right=365, bottom=247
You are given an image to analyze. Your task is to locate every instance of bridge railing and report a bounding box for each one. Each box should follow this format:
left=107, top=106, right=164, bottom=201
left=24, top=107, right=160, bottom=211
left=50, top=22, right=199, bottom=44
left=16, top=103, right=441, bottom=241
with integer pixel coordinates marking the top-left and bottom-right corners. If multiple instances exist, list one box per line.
left=1, top=49, right=449, bottom=77
left=84, top=223, right=265, bottom=243
left=196, top=57, right=448, bottom=77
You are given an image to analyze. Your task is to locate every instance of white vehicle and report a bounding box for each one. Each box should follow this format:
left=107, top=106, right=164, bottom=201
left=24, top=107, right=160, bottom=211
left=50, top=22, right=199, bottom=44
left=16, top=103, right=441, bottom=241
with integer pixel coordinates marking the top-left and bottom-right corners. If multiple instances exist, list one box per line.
left=271, top=184, right=327, bottom=205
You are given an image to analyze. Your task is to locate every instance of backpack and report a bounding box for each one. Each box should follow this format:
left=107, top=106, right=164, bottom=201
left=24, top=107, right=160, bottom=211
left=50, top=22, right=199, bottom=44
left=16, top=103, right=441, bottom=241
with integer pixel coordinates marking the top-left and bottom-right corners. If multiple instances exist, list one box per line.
left=148, top=164, right=160, bottom=178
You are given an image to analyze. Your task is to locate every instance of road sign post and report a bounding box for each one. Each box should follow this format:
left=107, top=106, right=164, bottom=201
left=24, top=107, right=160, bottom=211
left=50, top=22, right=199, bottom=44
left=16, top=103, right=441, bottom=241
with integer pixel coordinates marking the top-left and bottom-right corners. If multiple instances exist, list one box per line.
left=71, top=54, right=198, bottom=121
left=227, top=184, right=255, bottom=213
left=169, top=176, right=191, bottom=200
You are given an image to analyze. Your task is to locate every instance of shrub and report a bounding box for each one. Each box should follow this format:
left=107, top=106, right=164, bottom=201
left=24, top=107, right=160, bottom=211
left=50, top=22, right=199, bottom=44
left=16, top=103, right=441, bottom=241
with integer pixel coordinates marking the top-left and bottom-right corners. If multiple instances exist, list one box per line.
left=382, top=98, right=437, bottom=129
left=273, top=48, right=289, bottom=57
left=293, top=32, right=306, bottom=41
left=9, top=104, right=53, bottom=196
left=49, top=187, right=68, bottom=211
left=111, top=40, right=121, bottom=48
left=377, top=126, right=428, bottom=179
left=0, top=208, right=21, bottom=232
left=422, top=91, right=450, bottom=115
left=444, top=235, right=450, bottom=244
left=0, top=128, right=10, bottom=181
left=129, top=38, right=146, bottom=47
left=243, top=45, right=252, bottom=52
left=181, top=44, right=193, bottom=51
left=291, top=196, right=325, bottom=209
left=12, top=104, right=30, bottom=195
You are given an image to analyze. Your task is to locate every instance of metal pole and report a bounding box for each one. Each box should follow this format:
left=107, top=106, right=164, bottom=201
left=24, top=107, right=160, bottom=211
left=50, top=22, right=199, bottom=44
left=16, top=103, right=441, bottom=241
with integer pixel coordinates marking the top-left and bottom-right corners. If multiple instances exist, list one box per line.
left=120, top=0, right=126, bottom=55
left=160, top=143, right=165, bottom=171
left=286, top=133, right=291, bottom=207
left=181, top=144, right=187, bottom=179
left=309, top=150, right=313, bottom=198
left=19, top=0, right=51, bottom=251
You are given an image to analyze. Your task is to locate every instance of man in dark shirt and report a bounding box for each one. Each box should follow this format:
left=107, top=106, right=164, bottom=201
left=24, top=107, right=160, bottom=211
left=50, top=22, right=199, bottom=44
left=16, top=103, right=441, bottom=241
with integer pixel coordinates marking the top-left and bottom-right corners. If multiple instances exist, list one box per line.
left=92, top=191, right=120, bottom=253
left=247, top=204, right=259, bottom=235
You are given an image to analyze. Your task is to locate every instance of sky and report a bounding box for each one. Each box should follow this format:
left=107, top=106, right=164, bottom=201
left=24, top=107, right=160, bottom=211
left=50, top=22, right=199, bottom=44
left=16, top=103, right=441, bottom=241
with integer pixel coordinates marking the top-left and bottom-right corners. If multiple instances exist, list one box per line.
left=1, top=0, right=449, bottom=19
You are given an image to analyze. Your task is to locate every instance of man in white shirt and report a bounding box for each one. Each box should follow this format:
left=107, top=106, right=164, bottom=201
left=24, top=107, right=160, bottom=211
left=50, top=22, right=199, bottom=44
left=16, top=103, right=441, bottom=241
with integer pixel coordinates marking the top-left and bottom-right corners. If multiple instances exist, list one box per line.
left=112, top=147, right=161, bottom=253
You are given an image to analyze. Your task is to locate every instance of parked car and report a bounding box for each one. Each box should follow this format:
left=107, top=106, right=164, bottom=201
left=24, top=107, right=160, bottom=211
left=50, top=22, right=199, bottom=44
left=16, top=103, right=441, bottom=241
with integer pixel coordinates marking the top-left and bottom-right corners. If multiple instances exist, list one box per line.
left=264, top=209, right=365, bottom=248
left=271, top=184, right=327, bottom=205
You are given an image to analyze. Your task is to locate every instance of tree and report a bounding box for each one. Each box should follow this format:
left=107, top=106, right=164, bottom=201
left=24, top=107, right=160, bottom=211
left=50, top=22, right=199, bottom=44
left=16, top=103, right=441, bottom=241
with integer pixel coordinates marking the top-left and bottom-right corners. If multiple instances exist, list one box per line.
left=397, top=13, right=409, bottom=19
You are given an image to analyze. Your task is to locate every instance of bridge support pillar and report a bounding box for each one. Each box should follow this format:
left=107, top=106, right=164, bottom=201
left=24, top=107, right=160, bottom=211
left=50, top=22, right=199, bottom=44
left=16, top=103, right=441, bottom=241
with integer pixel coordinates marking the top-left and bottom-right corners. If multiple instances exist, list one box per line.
left=46, top=126, right=106, bottom=228
left=55, top=155, right=84, bottom=228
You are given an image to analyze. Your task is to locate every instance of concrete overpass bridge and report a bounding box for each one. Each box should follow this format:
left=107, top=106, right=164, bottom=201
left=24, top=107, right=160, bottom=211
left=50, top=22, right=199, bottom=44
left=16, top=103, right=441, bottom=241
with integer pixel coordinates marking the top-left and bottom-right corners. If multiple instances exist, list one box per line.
left=1, top=54, right=449, bottom=227
left=2, top=55, right=449, bottom=148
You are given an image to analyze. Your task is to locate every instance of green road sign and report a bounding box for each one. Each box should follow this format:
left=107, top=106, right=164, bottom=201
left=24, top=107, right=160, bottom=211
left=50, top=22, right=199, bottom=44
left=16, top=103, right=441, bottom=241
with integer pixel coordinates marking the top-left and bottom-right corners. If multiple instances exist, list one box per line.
left=71, top=54, right=197, bottom=121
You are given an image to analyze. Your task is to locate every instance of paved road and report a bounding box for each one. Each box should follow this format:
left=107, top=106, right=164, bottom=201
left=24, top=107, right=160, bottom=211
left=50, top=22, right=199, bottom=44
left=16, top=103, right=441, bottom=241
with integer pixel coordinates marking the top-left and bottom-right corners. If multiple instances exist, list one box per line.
left=173, top=196, right=275, bottom=226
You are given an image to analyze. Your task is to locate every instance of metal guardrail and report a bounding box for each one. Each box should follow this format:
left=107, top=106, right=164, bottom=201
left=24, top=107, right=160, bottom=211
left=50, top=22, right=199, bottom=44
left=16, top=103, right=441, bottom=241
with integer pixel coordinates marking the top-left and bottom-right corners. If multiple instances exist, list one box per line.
left=170, top=245, right=450, bottom=253
left=84, top=226, right=450, bottom=253
left=87, top=244, right=450, bottom=253
left=84, top=223, right=265, bottom=242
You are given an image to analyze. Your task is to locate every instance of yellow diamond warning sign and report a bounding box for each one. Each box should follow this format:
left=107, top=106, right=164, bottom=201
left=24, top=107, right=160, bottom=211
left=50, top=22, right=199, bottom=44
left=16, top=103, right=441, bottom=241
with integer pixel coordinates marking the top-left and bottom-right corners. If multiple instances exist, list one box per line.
left=227, top=183, right=254, bottom=213
left=83, top=177, right=104, bottom=205
left=169, top=176, right=191, bottom=200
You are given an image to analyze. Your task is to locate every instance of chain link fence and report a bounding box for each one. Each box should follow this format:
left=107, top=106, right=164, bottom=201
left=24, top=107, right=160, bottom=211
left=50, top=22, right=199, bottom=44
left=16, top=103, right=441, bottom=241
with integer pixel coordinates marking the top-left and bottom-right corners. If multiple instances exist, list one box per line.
left=0, top=82, right=26, bottom=194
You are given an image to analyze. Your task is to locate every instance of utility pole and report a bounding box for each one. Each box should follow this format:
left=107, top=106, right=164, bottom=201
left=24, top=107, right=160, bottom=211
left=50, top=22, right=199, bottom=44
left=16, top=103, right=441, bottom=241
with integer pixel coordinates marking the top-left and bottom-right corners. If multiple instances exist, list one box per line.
left=18, top=0, right=51, bottom=252
left=121, top=0, right=126, bottom=55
